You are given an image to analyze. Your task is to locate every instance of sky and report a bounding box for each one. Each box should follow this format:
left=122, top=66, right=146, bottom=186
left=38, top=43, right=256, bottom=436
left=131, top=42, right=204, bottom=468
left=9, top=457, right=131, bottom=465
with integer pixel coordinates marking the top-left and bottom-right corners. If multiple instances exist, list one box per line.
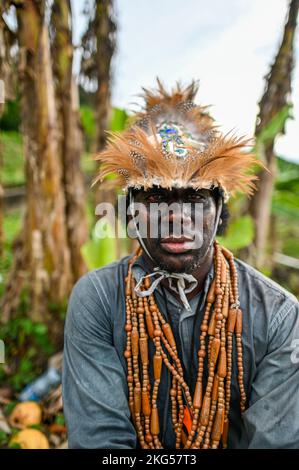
left=72, top=0, right=299, bottom=163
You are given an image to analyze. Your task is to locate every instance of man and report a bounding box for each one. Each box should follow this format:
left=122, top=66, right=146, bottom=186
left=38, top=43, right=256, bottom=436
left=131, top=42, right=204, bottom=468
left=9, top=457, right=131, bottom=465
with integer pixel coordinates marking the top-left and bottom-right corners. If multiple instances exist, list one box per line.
left=62, top=81, right=299, bottom=449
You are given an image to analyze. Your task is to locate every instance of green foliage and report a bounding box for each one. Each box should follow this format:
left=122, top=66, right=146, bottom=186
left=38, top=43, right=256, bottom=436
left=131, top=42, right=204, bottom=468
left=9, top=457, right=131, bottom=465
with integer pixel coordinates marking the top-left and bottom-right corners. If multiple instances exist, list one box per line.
left=80, top=105, right=96, bottom=152
left=0, top=430, right=9, bottom=447
left=0, top=318, right=54, bottom=391
left=55, top=413, right=65, bottom=426
left=1, top=131, right=24, bottom=186
left=0, top=98, right=21, bottom=131
left=256, top=105, right=293, bottom=146
left=218, top=215, right=254, bottom=250
left=109, top=107, right=128, bottom=131
left=81, top=222, right=118, bottom=270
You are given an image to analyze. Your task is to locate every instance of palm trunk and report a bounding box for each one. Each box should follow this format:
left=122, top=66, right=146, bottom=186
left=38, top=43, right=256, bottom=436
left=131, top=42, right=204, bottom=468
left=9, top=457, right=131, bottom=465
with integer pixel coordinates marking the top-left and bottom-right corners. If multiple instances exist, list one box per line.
left=247, top=0, right=299, bottom=268
left=51, top=0, right=88, bottom=281
left=1, top=0, right=72, bottom=323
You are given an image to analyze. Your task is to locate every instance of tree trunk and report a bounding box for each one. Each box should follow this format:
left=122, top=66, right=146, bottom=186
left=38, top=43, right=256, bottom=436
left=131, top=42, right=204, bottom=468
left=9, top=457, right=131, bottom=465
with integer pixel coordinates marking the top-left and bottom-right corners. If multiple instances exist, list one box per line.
left=94, top=0, right=115, bottom=152
left=1, top=0, right=72, bottom=323
left=246, top=0, right=299, bottom=269
left=51, top=0, right=88, bottom=281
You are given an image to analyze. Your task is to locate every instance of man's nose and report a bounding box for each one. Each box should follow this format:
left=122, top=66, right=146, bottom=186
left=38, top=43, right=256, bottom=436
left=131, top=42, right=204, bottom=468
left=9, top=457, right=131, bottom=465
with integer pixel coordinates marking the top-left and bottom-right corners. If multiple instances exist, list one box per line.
left=167, top=202, right=192, bottom=225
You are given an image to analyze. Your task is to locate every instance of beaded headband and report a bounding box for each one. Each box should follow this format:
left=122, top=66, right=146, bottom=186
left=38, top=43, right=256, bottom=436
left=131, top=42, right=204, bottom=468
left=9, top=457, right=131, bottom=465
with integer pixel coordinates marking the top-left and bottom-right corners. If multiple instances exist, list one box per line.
left=93, top=80, right=259, bottom=201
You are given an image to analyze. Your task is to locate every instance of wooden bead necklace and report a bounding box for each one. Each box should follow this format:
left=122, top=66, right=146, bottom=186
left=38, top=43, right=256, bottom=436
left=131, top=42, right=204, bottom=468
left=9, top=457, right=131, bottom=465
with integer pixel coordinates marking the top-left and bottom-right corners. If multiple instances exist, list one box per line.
left=124, top=241, right=246, bottom=449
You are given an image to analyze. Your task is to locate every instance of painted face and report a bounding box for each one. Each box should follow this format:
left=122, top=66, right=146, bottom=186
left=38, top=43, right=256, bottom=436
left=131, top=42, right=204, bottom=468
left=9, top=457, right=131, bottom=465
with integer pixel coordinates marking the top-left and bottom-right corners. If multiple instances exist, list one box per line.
left=132, top=186, right=218, bottom=273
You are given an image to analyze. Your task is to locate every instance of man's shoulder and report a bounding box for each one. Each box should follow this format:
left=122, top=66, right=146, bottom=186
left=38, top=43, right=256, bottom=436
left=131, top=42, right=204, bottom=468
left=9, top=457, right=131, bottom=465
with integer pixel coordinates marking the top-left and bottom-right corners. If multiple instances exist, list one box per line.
left=235, top=257, right=298, bottom=331
left=235, top=257, right=297, bottom=303
left=65, top=256, right=131, bottom=334
left=72, top=255, right=131, bottom=296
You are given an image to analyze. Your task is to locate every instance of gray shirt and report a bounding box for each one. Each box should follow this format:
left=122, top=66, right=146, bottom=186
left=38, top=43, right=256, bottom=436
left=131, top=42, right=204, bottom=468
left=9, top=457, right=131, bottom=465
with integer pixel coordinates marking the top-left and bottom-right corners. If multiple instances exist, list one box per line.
left=62, top=253, right=299, bottom=449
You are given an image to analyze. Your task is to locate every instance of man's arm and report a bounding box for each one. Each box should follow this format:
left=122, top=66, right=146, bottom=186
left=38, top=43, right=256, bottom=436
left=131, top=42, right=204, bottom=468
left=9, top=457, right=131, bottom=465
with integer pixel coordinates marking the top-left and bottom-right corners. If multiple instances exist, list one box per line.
left=239, top=299, right=299, bottom=448
left=62, top=272, right=137, bottom=449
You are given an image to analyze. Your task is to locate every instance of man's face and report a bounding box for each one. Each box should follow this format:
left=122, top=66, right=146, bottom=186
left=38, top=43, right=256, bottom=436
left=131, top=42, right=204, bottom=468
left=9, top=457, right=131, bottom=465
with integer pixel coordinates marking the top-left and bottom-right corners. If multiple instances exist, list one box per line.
left=132, top=186, right=218, bottom=273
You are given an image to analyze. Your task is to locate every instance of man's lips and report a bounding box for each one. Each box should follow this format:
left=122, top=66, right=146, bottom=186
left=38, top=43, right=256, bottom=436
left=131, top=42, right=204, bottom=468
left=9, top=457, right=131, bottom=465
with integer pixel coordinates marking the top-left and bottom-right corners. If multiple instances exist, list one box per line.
left=160, top=236, right=195, bottom=254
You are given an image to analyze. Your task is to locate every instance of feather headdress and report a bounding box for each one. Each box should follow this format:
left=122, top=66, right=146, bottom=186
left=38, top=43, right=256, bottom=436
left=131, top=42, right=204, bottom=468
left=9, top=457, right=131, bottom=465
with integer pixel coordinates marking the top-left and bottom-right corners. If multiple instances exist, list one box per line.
left=93, top=79, right=259, bottom=201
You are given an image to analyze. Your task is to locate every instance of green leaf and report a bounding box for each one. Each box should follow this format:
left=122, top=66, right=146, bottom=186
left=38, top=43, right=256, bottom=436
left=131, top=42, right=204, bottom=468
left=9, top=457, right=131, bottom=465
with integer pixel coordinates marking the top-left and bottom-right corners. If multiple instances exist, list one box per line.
left=109, top=108, right=128, bottom=132
left=256, top=105, right=293, bottom=146
left=217, top=215, right=254, bottom=250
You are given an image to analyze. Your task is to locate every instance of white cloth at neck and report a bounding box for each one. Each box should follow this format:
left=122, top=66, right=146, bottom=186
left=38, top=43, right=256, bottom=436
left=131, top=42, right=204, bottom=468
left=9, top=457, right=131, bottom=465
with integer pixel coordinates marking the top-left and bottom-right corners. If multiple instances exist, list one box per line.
left=134, top=268, right=198, bottom=311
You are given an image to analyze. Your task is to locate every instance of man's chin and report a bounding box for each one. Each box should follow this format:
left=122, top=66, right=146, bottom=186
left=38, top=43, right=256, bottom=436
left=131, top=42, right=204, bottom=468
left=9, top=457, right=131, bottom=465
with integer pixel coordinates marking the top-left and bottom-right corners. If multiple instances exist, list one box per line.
left=154, top=248, right=198, bottom=273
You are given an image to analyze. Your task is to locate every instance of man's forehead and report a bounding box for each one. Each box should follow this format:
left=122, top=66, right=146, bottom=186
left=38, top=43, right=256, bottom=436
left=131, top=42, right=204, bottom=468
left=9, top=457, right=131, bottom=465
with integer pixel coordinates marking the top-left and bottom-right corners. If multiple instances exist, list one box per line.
left=134, top=186, right=214, bottom=198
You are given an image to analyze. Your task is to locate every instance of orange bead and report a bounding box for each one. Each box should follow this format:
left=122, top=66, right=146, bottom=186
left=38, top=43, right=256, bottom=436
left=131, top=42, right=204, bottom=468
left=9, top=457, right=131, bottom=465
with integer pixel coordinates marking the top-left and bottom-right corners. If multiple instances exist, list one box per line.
left=193, top=382, right=203, bottom=409
left=153, top=354, right=162, bottom=380
left=200, top=395, right=211, bottom=426
left=235, top=309, right=243, bottom=334
left=139, top=337, right=148, bottom=364
left=150, top=407, right=160, bottom=435
left=227, top=308, right=237, bottom=333
left=131, top=330, right=139, bottom=356
left=162, top=323, right=176, bottom=348
left=142, top=390, right=151, bottom=416
left=207, top=279, right=216, bottom=303
left=134, top=387, right=141, bottom=413
left=211, top=408, right=224, bottom=441
left=210, top=338, right=220, bottom=364
left=212, top=375, right=219, bottom=401
left=218, top=349, right=227, bottom=378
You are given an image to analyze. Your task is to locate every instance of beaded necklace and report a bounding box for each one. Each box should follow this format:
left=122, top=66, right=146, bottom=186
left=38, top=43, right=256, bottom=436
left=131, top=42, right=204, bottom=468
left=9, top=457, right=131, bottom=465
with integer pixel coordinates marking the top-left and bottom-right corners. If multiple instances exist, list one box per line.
left=124, top=241, right=246, bottom=449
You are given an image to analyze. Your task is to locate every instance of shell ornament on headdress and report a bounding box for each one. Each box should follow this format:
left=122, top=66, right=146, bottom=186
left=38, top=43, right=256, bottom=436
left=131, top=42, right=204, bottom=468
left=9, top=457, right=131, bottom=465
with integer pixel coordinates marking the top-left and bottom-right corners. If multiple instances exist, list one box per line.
left=93, top=79, right=259, bottom=201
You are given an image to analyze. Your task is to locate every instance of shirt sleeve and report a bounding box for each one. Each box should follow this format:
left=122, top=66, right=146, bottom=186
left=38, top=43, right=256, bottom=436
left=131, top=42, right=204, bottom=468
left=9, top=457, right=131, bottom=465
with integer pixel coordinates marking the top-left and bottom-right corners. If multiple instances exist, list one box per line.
left=239, top=299, right=299, bottom=448
left=62, top=272, right=137, bottom=449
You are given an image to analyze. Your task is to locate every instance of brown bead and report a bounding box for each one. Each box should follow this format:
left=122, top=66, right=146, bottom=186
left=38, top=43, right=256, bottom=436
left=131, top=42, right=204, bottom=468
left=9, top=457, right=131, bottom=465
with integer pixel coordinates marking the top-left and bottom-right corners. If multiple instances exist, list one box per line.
left=221, top=246, right=233, bottom=259
left=210, top=338, right=220, bottom=364
left=134, top=387, right=141, bottom=413
left=211, top=408, right=224, bottom=441
left=139, top=337, right=148, bottom=364
left=227, top=308, right=237, bottom=333
left=208, top=311, right=216, bottom=336
left=218, top=349, right=227, bottom=378
left=127, top=375, right=133, bottom=383
left=150, top=407, right=160, bottom=436
left=162, top=323, right=176, bottom=348
left=142, top=390, right=151, bottom=416
left=221, top=260, right=227, bottom=284
left=222, top=419, right=229, bottom=448
left=124, top=349, right=131, bottom=359
left=137, top=307, right=144, bottom=314
left=207, top=279, right=216, bottom=303
left=212, top=374, right=219, bottom=401
left=198, top=350, right=206, bottom=358
left=170, top=388, right=177, bottom=397
left=131, top=330, right=139, bottom=356
left=145, top=312, right=154, bottom=338
left=193, top=381, right=203, bottom=409
left=145, top=433, right=153, bottom=443
left=125, top=324, right=132, bottom=332
left=150, top=305, right=157, bottom=312
left=235, top=309, right=243, bottom=334
left=153, top=329, right=162, bottom=337
left=153, top=354, right=163, bottom=380
left=200, top=395, right=211, bottom=426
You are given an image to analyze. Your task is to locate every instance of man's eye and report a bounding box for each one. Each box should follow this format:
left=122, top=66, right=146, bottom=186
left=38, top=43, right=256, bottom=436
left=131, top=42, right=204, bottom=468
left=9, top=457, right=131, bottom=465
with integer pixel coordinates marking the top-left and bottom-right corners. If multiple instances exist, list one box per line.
left=187, top=194, right=206, bottom=202
left=147, top=194, right=164, bottom=203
